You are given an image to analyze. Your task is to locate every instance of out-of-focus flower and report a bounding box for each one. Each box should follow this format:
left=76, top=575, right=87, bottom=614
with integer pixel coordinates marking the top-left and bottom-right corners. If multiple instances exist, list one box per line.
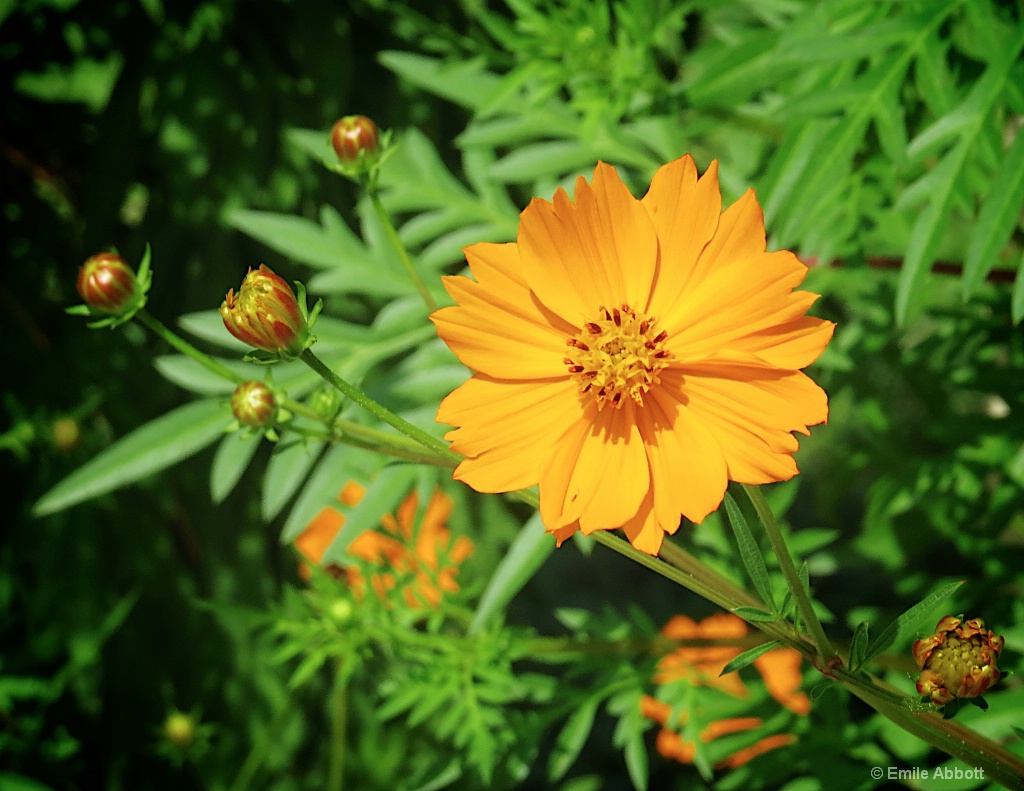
left=294, top=482, right=473, bottom=609
left=77, top=252, right=136, bottom=312
left=50, top=417, right=82, bottom=453
left=230, top=381, right=277, bottom=428
left=330, top=115, right=380, bottom=166
left=163, top=711, right=197, bottom=748
left=914, top=616, right=1004, bottom=705
left=433, top=156, right=833, bottom=555
left=641, top=613, right=808, bottom=769
left=220, top=265, right=316, bottom=359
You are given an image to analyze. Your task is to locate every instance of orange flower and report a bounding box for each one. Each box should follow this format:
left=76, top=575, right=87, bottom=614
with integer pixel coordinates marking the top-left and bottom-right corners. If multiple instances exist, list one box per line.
left=293, top=483, right=473, bottom=608
left=433, top=157, right=833, bottom=554
left=641, top=613, right=808, bottom=769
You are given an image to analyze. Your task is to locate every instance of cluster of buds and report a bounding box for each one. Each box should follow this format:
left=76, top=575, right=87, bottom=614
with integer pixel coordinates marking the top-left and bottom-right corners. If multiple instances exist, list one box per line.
left=913, top=616, right=1004, bottom=706
left=220, top=264, right=320, bottom=362
left=69, top=248, right=152, bottom=328
left=328, top=114, right=392, bottom=183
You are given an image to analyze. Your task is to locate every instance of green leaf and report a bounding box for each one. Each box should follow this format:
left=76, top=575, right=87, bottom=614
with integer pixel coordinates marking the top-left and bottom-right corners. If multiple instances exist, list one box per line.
left=549, top=698, right=600, bottom=781
left=849, top=621, right=870, bottom=672
left=963, top=127, right=1024, bottom=298
left=731, top=606, right=778, bottom=623
left=262, top=440, right=325, bottom=521
left=489, top=141, right=596, bottom=184
left=33, top=400, right=228, bottom=516
left=470, top=511, right=552, bottom=634
left=0, top=773, right=60, bottom=791
left=277, top=443, right=354, bottom=540
left=895, top=141, right=969, bottom=324
left=862, top=579, right=964, bottom=665
left=210, top=431, right=262, bottom=504
left=724, top=493, right=776, bottom=613
left=623, top=727, right=648, bottom=791
left=1012, top=251, right=1024, bottom=324
left=719, top=640, right=782, bottom=676
left=378, top=51, right=503, bottom=111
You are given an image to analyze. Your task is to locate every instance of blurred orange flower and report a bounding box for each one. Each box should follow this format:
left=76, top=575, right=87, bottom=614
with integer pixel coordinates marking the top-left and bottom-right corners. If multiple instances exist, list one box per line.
left=642, top=613, right=808, bottom=769
left=294, top=482, right=473, bottom=609
left=433, top=156, right=833, bottom=555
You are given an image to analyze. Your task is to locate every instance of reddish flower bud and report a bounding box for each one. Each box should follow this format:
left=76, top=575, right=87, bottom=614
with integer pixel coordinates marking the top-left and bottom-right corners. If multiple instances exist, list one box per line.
left=330, top=115, right=380, bottom=164
left=76, top=252, right=136, bottom=313
left=230, top=381, right=276, bottom=427
left=220, top=265, right=307, bottom=356
left=913, top=616, right=1004, bottom=705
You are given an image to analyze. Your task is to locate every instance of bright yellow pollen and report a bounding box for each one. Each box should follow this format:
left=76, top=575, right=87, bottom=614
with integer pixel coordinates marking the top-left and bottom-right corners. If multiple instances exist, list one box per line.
left=565, top=304, right=670, bottom=409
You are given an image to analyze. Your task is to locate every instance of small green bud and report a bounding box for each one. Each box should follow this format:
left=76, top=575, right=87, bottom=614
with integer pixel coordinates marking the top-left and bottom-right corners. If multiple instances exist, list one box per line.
left=230, top=381, right=276, bottom=428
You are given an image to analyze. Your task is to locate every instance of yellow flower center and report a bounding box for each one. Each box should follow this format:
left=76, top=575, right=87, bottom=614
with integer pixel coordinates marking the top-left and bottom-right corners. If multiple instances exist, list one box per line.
left=565, top=304, right=670, bottom=409
left=928, top=635, right=990, bottom=691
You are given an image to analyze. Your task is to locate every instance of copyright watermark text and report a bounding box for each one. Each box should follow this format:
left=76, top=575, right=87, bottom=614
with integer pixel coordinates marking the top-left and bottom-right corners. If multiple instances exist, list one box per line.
left=870, top=766, right=986, bottom=781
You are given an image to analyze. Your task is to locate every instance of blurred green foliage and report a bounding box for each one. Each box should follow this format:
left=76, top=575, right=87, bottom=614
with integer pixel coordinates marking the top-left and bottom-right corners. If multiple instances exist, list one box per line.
left=4, top=0, right=1024, bottom=789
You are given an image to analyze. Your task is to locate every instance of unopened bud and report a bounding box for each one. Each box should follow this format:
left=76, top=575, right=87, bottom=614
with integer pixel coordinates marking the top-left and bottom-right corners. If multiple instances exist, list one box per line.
left=231, top=381, right=276, bottom=427
left=77, top=252, right=136, bottom=313
left=220, top=265, right=309, bottom=357
left=163, top=711, right=196, bottom=748
left=330, top=115, right=380, bottom=165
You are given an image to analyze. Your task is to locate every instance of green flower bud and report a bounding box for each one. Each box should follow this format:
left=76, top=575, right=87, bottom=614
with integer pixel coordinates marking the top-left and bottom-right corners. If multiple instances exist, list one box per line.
left=230, top=381, right=276, bottom=428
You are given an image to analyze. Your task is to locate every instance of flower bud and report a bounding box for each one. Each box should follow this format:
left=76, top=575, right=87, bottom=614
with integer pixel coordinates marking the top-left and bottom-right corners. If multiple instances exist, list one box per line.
left=220, top=265, right=307, bottom=356
left=330, top=115, right=380, bottom=165
left=51, top=417, right=82, bottom=453
left=76, top=252, right=136, bottom=313
left=913, top=616, right=1004, bottom=705
left=163, top=711, right=196, bottom=748
left=231, top=381, right=276, bottom=427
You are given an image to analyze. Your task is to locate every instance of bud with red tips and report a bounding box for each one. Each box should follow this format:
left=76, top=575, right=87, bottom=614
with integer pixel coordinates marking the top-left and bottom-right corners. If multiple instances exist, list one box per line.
left=913, top=616, right=1004, bottom=706
left=219, top=264, right=319, bottom=361
left=331, top=115, right=380, bottom=165
left=77, top=252, right=136, bottom=312
left=69, top=248, right=153, bottom=328
left=230, top=381, right=277, bottom=428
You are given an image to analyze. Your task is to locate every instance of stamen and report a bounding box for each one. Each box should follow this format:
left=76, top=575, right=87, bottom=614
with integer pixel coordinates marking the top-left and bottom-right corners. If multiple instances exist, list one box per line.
left=564, top=304, right=671, bottom=410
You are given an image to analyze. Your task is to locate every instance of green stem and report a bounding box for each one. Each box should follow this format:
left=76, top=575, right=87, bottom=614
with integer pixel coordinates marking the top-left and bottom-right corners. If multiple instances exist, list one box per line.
left=367, top=189, right=438, bottom=312
left=328, top=665, right=348, bottom=791
left=838, top=670, right=1024, bottom=790
left=136, top=310, right=245, bottom=384
left=591, top=532, right=814, bottom=656
left=742, top=483, right=836, bottom=665
left=300, top=349, right=460, bottom=466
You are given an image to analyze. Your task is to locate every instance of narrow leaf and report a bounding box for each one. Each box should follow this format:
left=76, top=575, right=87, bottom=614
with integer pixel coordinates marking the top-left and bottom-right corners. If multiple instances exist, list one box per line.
left=731, top=606, right=779, bottom=623
left=720, top=640, right=782, bottom=676
left=34, top=400, right=227, bottom=516
left=1012, top=251, right=1024, bottom=324
left=963, top=128, right=1024, bottom=298
left=862, top=580, right=965, bottom=664
left=849, top=621, right=870, bottom=672
left=210, top=431, right=262, bottom=504
left=470, top=511, right=552, bottom=634
left=896, top=144, right=970, bottom=324
left=623, top=726, right=649, bottom=791
left=724, top=493, right=777, bottom=613
left=262, top=440, right=325, bottom=521
left=548, top=698, right=600, bottom=781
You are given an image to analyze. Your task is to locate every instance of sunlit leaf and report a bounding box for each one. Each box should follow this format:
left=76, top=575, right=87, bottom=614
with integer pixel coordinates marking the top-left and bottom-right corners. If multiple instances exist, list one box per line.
left=34, top=400, right=228, bottom=516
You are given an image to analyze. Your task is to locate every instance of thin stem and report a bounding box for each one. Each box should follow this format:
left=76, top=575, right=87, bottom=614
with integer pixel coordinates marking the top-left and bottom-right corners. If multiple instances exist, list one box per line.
left=742, top=483, right=836, bottom=665
left=591, top=532, right=813, bottom=656
left=367, top=189, right=438, bottom=312
left=300, top=349, right=460, bottom=466
left=136, top=310, right=244, bottom=384
left=327, top=665, right=348, bottom=791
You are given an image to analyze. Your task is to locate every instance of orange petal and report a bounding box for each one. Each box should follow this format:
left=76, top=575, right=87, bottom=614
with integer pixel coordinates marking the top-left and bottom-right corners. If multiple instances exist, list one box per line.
left=432, top=243, right=574, bottom=379
left=676, top=360, right=827, bottom=483
left=642, top=157, right=722, bottom=319
left=538, top=402, right=650, bottom=533
left=517, top=163, right=658, bottom=323
left=753, top=649, right=810, bottom=715
left=439, top=376, right=582, bottom=493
